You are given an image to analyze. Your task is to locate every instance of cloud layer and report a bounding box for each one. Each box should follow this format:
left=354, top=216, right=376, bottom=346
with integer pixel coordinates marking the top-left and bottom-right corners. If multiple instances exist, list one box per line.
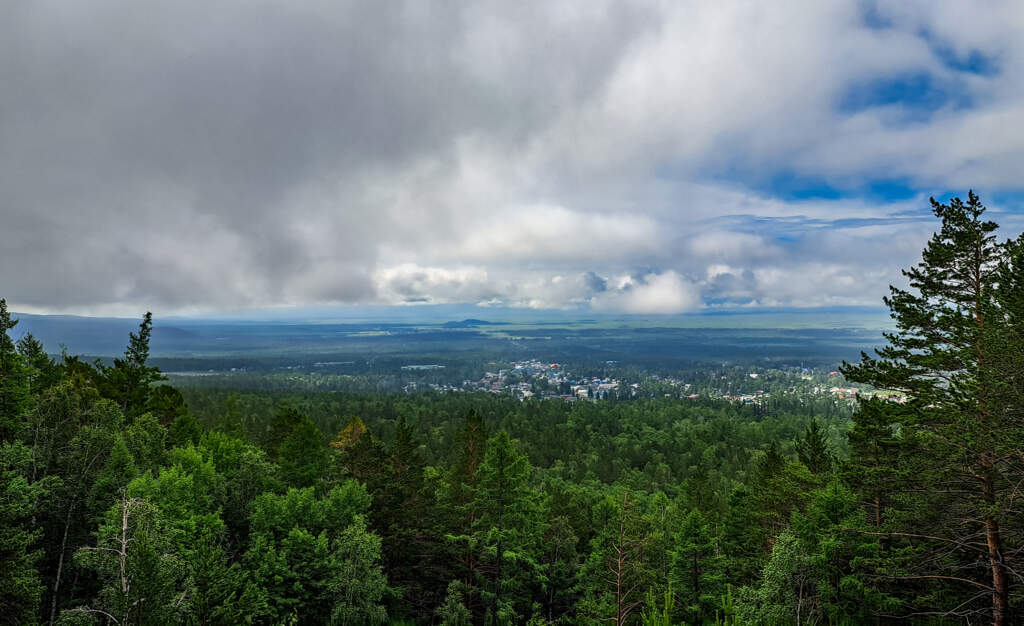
left=3, top=1, right=1024, bottom=315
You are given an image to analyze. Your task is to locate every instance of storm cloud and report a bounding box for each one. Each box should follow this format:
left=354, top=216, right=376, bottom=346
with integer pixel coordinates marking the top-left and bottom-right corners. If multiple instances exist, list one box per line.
left=3, top=1, right=1024, bottom=315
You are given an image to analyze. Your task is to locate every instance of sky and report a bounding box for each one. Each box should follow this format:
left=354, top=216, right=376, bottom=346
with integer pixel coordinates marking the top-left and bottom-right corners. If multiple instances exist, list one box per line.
left=3, top=1, right=1024, bottom=318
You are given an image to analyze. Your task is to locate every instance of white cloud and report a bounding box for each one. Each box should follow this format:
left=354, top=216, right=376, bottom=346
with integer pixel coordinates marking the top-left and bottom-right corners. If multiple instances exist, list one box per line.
left=2, top=1, right=1023, bottom=315
left=592, top=271, right=701, bottom=314
left=372, top=264, right=494, bottom=305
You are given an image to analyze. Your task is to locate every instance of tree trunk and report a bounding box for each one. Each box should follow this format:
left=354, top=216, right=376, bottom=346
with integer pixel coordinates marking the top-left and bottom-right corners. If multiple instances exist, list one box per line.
left=982, top=469, right=1009, bottom=625
left=615, top=546, right=624, bottom=626
left=49, top=507, right=74, bottom=625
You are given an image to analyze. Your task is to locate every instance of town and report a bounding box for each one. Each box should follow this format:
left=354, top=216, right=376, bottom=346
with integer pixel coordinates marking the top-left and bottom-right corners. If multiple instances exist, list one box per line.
left=397, top=358, right=893, bottom=408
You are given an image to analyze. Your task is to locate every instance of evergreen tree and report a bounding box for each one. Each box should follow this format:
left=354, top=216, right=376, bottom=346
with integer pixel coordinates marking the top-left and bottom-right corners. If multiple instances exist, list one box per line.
left=17, top=333, right=60, bottom=396
left=0, top=442, right=54, bottom=624
left=791, top=481, right=883, bottom=623
left=751, top=442, right=819, bottom=541
left=578, top=490, right=651, bottom=626
left=97, top=313, right=164, bottom=418
left=540, top=515, right=579, bottom=621
left=720, top=484, right=764, bottom=585
left=373, top=417, right=440, bottom=618
left=277, top=415, right=328, bottom=488
left=331, top=417, right=386, bottom=488
left=436, top=581, right=472, bottom=626
left=472, top=431, right=546, bottom=623
left=443, top=409, right=489, bottom=614
left=670, top=509, right=724, bottom=624
left=89, top=436, right=137, bottom=523
left=795, top=419, right=832, bottom=474
left=842, top=192, right=1023, bottom=623
left=262, top=405, right=306, bottom=456
left=40, top=395, right=125, bottom=623
left=0, top=299, right=30, bottom=441
left=145, top=385, right=188, bottom=427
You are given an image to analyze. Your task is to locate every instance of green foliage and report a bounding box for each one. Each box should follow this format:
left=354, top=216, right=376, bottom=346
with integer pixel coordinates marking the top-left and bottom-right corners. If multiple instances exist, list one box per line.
left=197, top=430, right=281, bottom=536
left=245, top=483, right=387, bottom=624
left=0, top=299, right=30, bottom=441
left=89, top=436, right=137, bottom=521
left=17, top=333, right=60, bottom=396
left=577, top=489, right=652, bottom=626
left=70, top=496, right=186, bottom=626
left=95, top=312, right=165, bottom=418
left=328, top=517, right=389, bottom=625
left=736, top=530, right=805, bottom=624
left=719, top=484, right=764, bottom=585
left=671, top=509, right=725, bottom=624
left=436, top=581, right=473, bottom=626
left=640, top=583, right=675, bottom=626
left=791, top=481, right=879, bottom=622
left=167, top=410, right=203, bottom=448
left=795, top=419, right=832, bottom=474
left=277, top=414, right=328, bottom=488
left=125, top=412, right=167, bottom=472
left=0, top=442, right=54, bottom=624
left=472, top=431, right=547, bottom=623
left=842, top=192, right=1024, bottom=622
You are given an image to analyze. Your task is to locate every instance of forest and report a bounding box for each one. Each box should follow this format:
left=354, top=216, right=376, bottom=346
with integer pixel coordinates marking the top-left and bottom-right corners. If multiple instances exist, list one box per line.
left=1, top=192, right=1023, bottom=624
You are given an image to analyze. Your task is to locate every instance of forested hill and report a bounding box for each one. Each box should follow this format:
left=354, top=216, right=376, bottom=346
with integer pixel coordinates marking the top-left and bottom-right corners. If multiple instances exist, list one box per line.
left=1, top=194, right=1023, bottom=624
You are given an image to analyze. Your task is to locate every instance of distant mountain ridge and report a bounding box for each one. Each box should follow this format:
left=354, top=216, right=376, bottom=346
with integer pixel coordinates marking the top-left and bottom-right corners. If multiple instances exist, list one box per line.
left=441, top=318, right=494, bottom=328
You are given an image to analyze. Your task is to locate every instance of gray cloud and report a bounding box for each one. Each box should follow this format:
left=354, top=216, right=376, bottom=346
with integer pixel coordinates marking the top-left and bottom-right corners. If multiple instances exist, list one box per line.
left=2, top=1, right=1024, bottom=315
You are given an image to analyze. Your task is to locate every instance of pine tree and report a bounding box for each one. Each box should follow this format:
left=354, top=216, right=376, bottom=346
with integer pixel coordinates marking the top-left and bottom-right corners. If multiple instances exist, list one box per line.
left=578, top=490, right=651, bottom=626
left=842, top=192, right=1024, bottom=624
left=751, top=441, right=818, bottom=541
left=373, top=416, right=440, bottom=618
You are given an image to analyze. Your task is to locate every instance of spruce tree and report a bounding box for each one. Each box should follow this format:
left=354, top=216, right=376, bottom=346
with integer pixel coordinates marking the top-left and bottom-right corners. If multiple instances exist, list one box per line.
left=670, top=509, right=724, bottom=624
left=17, top=333, right=59, bottom=396
left=442, top=409, right=489, bottom=617
left=0, top=299, right=29, bottom=442
left=97, top=312, right=164, bottom=417
left=472, top=431, right=546, bottom=623
left=795, top=419, right=832, bottom=474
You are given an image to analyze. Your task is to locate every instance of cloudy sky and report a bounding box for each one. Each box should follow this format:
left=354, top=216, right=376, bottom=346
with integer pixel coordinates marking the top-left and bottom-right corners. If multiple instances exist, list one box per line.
left=4, top=1, right=1024, bottom=317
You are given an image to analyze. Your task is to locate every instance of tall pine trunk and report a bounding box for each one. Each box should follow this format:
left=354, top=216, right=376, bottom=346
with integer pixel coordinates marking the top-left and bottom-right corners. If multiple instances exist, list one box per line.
left=982, top=465, right=1009, bottom=625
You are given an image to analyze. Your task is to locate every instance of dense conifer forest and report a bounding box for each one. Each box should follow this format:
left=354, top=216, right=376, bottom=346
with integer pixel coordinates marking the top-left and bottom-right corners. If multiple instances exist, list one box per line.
left=2, top=193, right=1023, bottom=624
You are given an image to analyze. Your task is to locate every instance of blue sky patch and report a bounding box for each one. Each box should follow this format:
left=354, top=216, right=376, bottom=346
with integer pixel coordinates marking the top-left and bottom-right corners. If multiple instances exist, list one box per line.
left=837, top=72, right=971, bottom=119
left=744, top=173, right=921, bottom=205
